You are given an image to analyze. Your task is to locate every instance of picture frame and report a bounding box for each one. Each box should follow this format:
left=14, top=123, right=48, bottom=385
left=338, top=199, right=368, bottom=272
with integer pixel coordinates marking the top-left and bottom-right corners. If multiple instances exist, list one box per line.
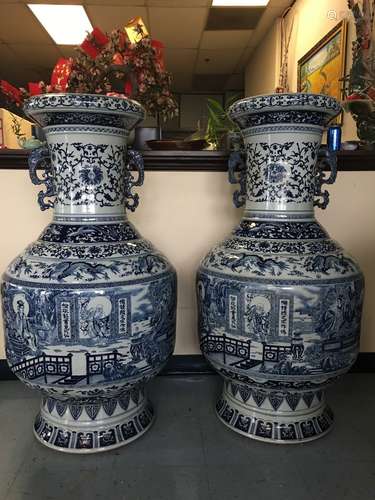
left=297, top=20, right=347, bottom=124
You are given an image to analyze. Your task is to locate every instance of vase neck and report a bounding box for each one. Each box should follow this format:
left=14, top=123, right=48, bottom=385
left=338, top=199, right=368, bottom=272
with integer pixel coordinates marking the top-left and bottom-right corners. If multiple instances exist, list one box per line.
left=46, top=127, right=129, bottom=223
left=241, top=123, right=324, bottom=221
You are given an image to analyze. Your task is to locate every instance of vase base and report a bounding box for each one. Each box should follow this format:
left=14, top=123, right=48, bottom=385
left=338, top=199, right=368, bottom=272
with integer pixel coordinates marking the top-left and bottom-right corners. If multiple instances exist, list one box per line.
left=216, top=382, right=334, bottom=444
left=33, top=392, right=155, bottom=454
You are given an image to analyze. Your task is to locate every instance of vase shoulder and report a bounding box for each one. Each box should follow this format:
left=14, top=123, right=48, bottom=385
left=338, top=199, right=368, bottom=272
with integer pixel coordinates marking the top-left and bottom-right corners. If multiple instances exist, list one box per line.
left=1, top=93, right=178, bottom=452
left=4, top=222, right=174, bottom=287
left=200, top=219, right=362, bottom=284
left=197, top=217, right=364, bottom=392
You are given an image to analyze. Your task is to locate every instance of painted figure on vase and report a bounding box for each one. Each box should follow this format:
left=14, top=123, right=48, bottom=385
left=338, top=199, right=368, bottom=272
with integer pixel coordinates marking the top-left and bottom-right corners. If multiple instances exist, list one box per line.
left=197, top=93, right=364, bottom=443
left=1, top=94, right=177, bottom=453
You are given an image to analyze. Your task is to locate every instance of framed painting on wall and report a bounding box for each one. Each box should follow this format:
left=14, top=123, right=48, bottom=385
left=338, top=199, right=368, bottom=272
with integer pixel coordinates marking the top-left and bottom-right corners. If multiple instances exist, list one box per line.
left=297, top=20, right=347, bottom=123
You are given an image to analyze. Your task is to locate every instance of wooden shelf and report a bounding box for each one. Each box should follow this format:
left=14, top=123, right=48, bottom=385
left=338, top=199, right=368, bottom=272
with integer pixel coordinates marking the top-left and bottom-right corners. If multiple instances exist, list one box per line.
left=0, top=148, right=374, bottom=171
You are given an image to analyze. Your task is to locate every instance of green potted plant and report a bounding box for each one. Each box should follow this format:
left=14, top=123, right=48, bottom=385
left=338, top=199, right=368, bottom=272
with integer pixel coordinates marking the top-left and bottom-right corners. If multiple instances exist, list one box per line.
left=205, top=95, right=241, bottom=150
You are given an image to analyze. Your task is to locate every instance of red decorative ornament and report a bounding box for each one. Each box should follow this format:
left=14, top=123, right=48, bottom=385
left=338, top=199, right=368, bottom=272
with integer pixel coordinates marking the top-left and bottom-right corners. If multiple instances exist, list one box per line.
left=92, top=27, right=109, bottom=46
left=346, top=92, right=365, bottom=100
left=80, top=27, right=109, bottom=59
left=50, top=58, right=73, bottom=90
left=0, top=80, right=21, bottom=103
left=124, top=81, right=133, bottom=96
left=28, top=82, right=42, bottom=96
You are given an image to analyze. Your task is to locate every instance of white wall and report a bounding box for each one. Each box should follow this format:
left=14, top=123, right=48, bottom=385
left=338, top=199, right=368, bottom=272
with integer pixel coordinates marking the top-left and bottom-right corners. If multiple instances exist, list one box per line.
left=245, top=19, right=280, bottom=97
left=245, top=0, right=358, bottom=141
left=242, top=0, right=375, bottom=352
left=1, top=168, right=375, bottom=359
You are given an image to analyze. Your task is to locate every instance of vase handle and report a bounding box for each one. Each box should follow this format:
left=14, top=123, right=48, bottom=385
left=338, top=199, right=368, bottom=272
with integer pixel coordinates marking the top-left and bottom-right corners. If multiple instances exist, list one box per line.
left=313, top=147, right=337, bottom=210
left=125, top=149, right=144, bottom=212
left=228, top=150, right=246, bottom=208
left=28, top=145, right=56, bottom=211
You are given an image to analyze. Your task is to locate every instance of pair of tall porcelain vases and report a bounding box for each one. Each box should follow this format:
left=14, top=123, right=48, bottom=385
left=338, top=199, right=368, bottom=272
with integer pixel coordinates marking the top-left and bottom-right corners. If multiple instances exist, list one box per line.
left=1, top=93, right=364, bottom=452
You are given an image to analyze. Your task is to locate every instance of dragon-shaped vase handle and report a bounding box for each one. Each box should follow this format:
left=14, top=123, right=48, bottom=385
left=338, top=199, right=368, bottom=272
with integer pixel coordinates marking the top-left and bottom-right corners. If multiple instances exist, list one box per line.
left=228, top=138, right=246, bottom=208
left=313, top=146, right=337, bottom=210
left=28, top=145, right=56, bottom=211
left=124, top=149, right=144, bottom=212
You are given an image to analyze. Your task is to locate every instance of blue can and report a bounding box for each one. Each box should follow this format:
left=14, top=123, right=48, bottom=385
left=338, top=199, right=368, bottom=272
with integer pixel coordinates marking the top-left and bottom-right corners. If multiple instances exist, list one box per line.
left=327, top=125, right=342, bottom=151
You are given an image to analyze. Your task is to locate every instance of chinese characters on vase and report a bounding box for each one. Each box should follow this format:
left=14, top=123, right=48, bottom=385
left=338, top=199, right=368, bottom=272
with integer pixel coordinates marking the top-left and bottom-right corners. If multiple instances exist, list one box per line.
left=1, top=93, right=177, bottom=453
left=0, top=92, right=365, bottom=450
left=197, top=93, right=364, bottom=443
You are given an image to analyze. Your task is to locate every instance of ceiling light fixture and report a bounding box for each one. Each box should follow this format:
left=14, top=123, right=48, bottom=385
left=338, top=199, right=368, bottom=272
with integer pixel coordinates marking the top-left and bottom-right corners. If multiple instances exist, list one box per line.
left=212, top=0, right=269, bottom=6
left=27, top=4, right=93, bottom=45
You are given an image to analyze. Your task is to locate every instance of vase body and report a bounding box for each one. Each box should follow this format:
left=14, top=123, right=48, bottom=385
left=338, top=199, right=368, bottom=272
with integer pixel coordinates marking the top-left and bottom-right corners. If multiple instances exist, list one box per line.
left=1, top=94, right=177, bottom=453
left=197, top=93, right=364, bottom=443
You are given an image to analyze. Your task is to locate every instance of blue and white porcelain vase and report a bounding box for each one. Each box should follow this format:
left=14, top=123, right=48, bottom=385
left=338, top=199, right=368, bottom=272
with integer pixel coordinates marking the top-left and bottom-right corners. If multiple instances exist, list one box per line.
left=1, top=94, right=177, bottom=453
left=197, top=93, right=364, bottom=443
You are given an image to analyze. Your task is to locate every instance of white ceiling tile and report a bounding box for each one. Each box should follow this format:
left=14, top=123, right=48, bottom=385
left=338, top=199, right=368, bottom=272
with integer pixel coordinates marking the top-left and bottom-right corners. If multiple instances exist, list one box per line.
left=0, top=4, right=53, bottom=43
left=25, top=0, right=84, bottom=4
left=170, top=73, right=193, bottom=92
left=0, top=67, right=45, bottom=87
left=147, top=0, right=209, bottom=5
left=225, top=73, right=244, bottom=90
left=149, top=7, right=208, bottom=48
left=249, top=6, right=283, bottom=47
left=235, top=46, right=254, bottom=71
left=85, top=0, right=145, bottom=5
left=268, top=0, right=294, bottom=7
left=164, top=48, right=197, bottom=74
left=10, top=44, right=62, bottom=70
left=58, top=45, right=78, bottom=59
left=196, top=49, right=240, bottom=74
left=200, top=30, right=253, bottom=50
left=85, top=5, right=149, bottom=33
left=0, top=44, right=17, bottom=70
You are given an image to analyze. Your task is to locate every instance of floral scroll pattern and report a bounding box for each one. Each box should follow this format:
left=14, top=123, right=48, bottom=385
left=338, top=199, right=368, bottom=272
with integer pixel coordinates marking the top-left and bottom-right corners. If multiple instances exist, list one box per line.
left=246, top=141, right=320, bottom=204
left=51, top=142, right=126, bottom=207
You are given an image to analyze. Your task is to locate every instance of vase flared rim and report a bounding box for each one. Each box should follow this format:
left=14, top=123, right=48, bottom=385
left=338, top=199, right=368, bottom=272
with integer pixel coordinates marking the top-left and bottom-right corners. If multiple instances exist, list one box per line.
left=228, top=93, right=341, bottom=121
left=24, top=93, right=145, bottom=119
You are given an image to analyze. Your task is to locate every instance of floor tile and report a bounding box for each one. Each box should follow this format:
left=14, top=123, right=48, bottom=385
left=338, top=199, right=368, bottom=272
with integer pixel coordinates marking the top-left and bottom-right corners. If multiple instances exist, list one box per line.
left=1, top=374, right=375, bottom=500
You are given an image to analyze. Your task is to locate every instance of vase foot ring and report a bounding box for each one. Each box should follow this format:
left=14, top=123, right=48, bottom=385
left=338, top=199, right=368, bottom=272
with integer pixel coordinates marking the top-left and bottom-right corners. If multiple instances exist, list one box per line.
left=33, top=398, right=155, bottom=454
left=216, top=387, right=334, bottom=444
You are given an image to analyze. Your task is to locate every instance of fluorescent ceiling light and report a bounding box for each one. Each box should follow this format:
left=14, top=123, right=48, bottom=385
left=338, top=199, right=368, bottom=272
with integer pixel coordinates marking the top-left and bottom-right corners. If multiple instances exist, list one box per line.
left=212, top=0, right=269, bottom=5
left=28, top=4, right=93, bottom=45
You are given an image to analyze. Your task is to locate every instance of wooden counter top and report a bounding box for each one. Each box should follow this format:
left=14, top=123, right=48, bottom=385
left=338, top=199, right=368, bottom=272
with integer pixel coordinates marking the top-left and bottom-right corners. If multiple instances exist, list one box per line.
left=0, top=148, right=374, bottom=171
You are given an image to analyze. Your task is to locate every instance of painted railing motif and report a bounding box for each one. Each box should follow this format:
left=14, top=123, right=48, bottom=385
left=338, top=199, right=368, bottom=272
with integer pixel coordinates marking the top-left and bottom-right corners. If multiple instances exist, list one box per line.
left=200, top=334, right=251, bottom=364
left=262, top=344, right=292, bottom=363
left=85, top=349, right=122, bottom=384
left=11, top=353, right=72, bottom=383
left=201, top=334, right=294, bottom=365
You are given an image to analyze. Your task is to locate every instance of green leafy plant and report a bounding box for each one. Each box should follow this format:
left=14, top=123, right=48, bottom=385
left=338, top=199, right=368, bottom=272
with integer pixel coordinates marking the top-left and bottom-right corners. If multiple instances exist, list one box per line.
left=205, top=95, right=241, bottom=150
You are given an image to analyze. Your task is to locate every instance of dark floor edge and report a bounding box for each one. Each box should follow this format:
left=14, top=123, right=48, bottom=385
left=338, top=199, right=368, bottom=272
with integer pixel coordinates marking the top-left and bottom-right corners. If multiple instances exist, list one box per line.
left=1, top=353, right=374, bottom=381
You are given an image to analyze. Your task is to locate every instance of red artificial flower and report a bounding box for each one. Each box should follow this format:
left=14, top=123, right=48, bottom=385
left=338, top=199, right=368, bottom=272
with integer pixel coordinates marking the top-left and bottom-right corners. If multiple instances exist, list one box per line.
left=92, top=27, right=109, bottom=47
left=50, top=58, right=73, bottom=91
left=346, top=93, right=365, bottom=101
left=0, top=80, right=21, bottom=103
left=124, top=81, right=132, bottom=96
left=28, top=82, right=42, bottom=96
left=81, top=27, right=109, bottom=59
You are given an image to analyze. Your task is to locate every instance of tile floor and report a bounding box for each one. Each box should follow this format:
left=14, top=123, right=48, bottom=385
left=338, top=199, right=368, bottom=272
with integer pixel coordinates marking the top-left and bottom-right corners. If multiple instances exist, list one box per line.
left=0, top=374, right=374, bottom=500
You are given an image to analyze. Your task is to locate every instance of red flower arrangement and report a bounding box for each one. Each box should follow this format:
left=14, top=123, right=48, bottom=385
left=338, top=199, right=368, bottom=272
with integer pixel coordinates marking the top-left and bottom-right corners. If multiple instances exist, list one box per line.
left=1, top=23, right=178, bottom=122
